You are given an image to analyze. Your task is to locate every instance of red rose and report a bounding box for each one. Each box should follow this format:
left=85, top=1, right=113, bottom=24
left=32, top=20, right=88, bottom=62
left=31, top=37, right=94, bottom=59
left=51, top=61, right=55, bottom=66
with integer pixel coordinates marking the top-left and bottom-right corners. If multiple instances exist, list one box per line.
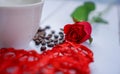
left=64, top=22, right=92, bottom=44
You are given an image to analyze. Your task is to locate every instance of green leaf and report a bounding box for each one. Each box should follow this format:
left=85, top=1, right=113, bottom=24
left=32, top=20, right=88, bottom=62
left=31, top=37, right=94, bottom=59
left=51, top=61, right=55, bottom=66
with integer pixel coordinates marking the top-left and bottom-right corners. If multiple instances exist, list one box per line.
left=71, top=1, right=95, bottom=22
left=89, top=37, right=93, bottom=44
left=92, top=16, right=108, bottom=24
left=84, top=1, right=96, bottom=11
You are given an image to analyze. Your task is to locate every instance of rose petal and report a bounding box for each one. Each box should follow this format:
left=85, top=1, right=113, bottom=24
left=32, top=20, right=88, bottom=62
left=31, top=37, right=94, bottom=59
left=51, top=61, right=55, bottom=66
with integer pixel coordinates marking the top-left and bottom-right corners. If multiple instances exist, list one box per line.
left=64, top=24, right=73, bottom=34
left=76, top=22, right=92, bottom=35
left=64, top=22, right=92, bottom=44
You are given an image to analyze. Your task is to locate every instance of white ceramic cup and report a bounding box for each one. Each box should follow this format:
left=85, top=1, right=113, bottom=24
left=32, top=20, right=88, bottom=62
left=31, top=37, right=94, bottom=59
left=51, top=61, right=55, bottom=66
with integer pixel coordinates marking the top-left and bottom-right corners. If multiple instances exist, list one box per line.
left=0, top=0, right=44, bottom=49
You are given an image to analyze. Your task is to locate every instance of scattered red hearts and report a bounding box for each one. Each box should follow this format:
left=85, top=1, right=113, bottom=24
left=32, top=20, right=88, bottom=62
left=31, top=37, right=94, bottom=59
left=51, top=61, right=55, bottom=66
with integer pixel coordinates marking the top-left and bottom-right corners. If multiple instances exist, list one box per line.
left=0, top=22, right=93, bottom=74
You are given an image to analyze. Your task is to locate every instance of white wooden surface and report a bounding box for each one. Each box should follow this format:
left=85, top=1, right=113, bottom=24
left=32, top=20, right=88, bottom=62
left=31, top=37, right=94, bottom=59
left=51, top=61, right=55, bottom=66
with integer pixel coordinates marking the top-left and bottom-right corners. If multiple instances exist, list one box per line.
left=38, top=0, right=120, bottom=74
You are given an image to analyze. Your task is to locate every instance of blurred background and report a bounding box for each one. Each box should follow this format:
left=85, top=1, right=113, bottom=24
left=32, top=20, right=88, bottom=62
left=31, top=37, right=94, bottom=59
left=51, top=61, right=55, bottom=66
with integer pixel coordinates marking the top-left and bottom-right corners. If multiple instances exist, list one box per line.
left=34, top=0, right=120, bottom=74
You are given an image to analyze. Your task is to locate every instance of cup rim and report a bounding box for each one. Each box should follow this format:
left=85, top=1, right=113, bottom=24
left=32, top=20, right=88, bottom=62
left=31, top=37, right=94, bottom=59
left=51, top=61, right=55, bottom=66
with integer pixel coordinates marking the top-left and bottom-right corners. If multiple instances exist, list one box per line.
left=0, top=0, right=44, bottom=8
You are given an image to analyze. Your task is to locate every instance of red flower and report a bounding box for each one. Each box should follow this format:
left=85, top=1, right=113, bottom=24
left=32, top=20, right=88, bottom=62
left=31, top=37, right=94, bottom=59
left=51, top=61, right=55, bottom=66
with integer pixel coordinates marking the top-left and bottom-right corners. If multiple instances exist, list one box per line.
left=64, top=22, right=92, bottom=44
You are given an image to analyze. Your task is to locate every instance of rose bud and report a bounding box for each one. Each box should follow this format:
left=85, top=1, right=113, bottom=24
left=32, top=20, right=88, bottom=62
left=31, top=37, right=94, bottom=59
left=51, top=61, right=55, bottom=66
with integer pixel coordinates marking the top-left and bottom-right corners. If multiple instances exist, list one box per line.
left=64, top=22, right=92, bottom=44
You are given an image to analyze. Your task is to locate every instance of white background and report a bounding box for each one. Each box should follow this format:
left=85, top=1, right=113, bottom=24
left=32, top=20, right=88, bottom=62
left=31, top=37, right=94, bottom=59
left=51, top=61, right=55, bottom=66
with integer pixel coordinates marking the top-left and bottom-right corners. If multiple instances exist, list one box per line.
left=30, top=0, right=120, bottom=74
